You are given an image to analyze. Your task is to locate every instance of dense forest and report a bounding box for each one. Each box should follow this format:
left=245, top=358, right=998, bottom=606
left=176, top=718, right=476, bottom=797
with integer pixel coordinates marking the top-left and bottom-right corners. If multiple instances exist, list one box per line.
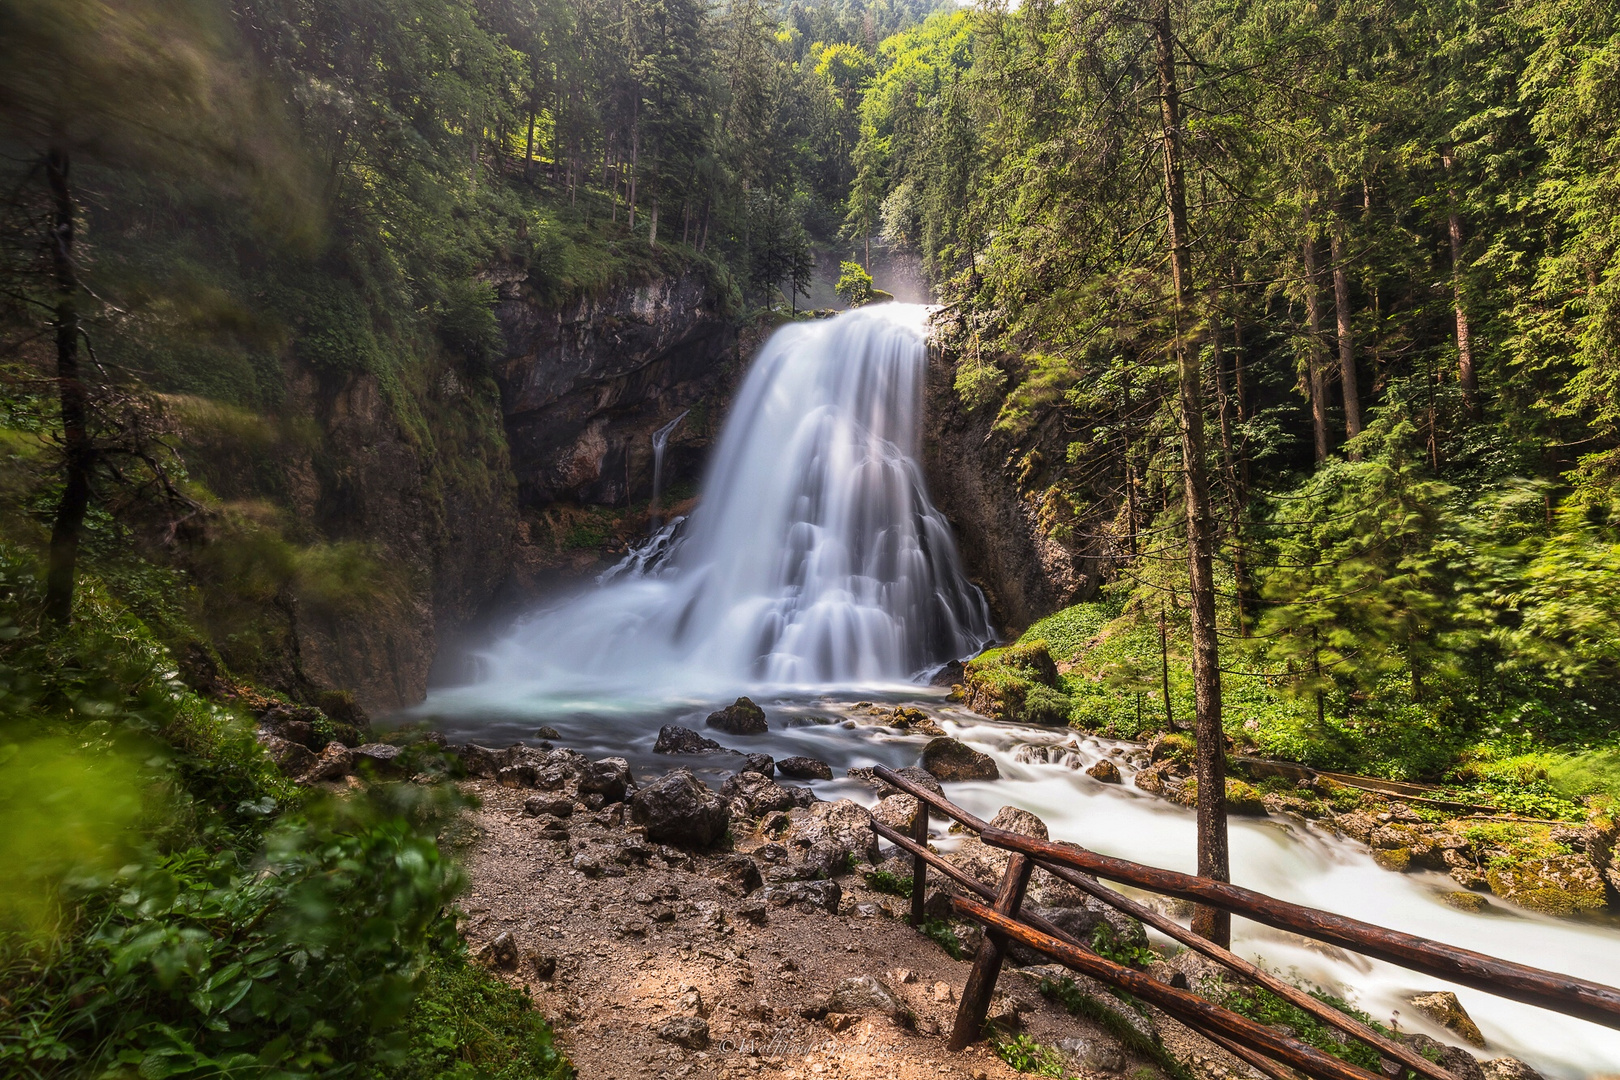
left=870, top=0, right=1620, bottom=820
left=5, top=0, right=1620, bottom=1074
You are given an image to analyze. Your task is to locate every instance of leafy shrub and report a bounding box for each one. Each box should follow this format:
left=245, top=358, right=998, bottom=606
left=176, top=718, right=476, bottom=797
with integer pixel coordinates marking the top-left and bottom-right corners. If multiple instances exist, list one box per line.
left=989, top=1032, right=1065, bottom=1076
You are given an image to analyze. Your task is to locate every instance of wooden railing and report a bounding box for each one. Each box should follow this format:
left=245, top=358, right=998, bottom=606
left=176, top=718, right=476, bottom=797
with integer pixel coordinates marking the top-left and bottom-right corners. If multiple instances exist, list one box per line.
left=868, top=764, right=1620, bottom=1080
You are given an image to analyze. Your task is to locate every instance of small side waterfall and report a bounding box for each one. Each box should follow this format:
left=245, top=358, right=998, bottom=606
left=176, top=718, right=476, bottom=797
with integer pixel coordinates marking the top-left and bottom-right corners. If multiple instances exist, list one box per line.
left=648, top=409, right=688, bottom=527
left=481, top=303, right=992, bottom=695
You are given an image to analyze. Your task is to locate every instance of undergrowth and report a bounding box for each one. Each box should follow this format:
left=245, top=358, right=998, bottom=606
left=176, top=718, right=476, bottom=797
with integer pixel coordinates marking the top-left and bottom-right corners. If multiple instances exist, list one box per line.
left=0, top=543, right=572, bottom=1080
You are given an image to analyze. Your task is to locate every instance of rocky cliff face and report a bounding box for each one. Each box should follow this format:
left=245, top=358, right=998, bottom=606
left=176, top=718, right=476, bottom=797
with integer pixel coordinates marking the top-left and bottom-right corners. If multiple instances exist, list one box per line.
left=495, top=271, right=739, bottom=510
left=267, top=268, right=739, bottom=713
left=921, top=330, right=1106, bottom=634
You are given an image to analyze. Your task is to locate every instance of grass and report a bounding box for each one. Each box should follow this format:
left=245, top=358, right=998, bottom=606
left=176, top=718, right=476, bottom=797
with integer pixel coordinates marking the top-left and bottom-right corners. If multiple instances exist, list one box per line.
left=1038, top=975, right=1194, bottom=1080
left=920, top=918, right=965, bottom=960
left=1217, top=985, right=1387, bottom=1073
left=863, top=870, right=913, bottom=898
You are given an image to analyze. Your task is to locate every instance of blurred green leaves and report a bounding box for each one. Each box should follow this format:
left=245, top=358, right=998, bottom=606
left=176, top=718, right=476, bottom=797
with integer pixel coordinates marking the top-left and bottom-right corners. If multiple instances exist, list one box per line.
left=0, top=735, right=145, bottom=939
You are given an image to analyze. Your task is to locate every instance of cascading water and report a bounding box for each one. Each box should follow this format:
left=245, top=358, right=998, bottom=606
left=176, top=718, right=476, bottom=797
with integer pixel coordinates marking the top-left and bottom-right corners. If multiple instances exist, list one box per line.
left=477, top=303, right=992, bottom=698
left=648, top=409, right=688, bottom=526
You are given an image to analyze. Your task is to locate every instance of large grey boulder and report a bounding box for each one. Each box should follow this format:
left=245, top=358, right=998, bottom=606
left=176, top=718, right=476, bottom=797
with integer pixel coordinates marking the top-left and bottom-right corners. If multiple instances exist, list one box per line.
left=920, top=737, right=1000, bottom=782
left=628, top=769, right=730, bottom=847
left=720, top=770, right=799, bottom=815
left=790, top=798, right=880, bottom=864
left=653, top=725, right=732, bottom=755
left=706, top=696, right=768, bottom=735
left=580, top=756, right=633, bottom=802
left=760, top=879, right=842, bottom=913
left=778, top=756, right=834, bottom=780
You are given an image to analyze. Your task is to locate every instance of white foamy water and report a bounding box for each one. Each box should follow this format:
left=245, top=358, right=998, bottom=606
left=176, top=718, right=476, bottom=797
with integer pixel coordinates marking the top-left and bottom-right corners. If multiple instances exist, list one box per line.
left=427, top=304, right=1620, bottom=1079
left=475, top=303, right=991, bottom=697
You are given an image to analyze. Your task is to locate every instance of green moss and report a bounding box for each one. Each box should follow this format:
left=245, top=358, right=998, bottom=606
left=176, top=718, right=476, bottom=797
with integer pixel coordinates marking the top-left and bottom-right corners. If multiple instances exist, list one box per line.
left=1038, top=976, right=1194, bottom=1080
left=919, top=917, right=965, bottom=959
left=1219, top=985, right=1387, bottom=1072
left=989, top=1031, right=1065, bottom=1077
left=863, top=870, right=913, bottom=897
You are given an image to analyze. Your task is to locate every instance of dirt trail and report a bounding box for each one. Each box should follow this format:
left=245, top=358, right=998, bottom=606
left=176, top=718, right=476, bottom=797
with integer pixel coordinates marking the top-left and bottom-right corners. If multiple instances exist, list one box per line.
left=456, top=779, right=1246, bottom=1080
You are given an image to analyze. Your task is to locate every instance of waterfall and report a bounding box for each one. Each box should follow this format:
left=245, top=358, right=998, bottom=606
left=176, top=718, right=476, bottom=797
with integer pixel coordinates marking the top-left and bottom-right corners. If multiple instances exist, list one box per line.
left=649, top=409, right=688, bottom=526
left=479, top=303, right=993, bottom=696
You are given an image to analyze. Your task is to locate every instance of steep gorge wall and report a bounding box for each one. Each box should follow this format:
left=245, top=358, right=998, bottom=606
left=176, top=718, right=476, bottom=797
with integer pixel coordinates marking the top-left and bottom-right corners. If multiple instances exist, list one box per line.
left=921, top=336, right=1106, bottom=635
left=269, top=267, right=739, bottom=713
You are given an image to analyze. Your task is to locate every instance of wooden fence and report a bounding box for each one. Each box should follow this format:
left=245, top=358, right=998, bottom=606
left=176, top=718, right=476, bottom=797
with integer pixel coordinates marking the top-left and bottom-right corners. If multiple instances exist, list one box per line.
left=867, top=764, right=1620, bottom=1080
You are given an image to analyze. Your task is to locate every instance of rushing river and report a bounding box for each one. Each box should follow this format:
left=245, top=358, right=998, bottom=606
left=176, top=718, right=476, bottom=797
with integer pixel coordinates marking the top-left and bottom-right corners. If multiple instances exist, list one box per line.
left=424, top=304, right=1620, bottom=1079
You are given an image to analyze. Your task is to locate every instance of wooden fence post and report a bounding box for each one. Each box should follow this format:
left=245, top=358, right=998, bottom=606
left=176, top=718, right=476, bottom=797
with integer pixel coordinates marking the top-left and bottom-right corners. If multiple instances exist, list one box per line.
left=909, top=800, right=929, bottom=927
left=947, top=853, right=1032, bottom=1051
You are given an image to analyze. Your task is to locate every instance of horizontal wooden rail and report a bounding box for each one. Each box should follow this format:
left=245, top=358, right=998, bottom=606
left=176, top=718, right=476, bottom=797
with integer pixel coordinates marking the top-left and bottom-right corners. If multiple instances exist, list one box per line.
left=981, top=828, right=1620, bottom=1030
left=870, top=766, right=1456, bottom=1080
left=956, top=896, right=1385, bottom=1080
left=873, top=818, right=1322, bottom=1078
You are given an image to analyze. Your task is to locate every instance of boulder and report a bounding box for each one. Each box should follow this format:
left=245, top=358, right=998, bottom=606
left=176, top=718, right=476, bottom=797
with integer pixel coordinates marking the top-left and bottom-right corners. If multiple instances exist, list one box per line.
left=740, top=752, right=775, bottom=777
left=778, top=756, right=834, bottom=780
left=579, top=756, right=632, bottom=802
left=720, top=770, right=798, bottom=815
left=628, top=769, right=730, bottom=847
left=711, top=853, right=763, bottom=895
left=352, top=743, right=404, bottom=774
left=300, top=741, right=354, bottom=783
left=920, top=737, right=999, bottom=782
left=1483, top=852, right=1608, bottom=916
left=760, top=879, right=842, bottom=914
left=872, top=794, right=921, bottom=834
left=1481, top=1059, right=1545, bottom=1080
left=1399, top=1034, right=1485, bottom=1080
left=258, top=733, right=315, bottom=777
left=1085, top=759, right=1122, bottom=783
left=828, top=975, right=904, bottom=1019
left=1408, top=990, right=1486, bottom=1048
left=1056, top=1036, right=1124, bottom=1074
left=653, top=725, right=730, bottom=754
left=952, top=805, right=1048, bottom=886
left=523, top=794, right=574, bottom=818
left=791, top=798, right=880, bottom=864
left=706, top=696, right=768, bottom=735
left=655, top=1016, right=710, bottom=1050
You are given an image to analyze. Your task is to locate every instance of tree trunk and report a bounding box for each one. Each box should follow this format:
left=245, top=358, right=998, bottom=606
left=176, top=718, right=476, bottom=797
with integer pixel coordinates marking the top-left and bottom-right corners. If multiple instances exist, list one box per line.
left=524, top=108, right=536, bottom=179
left=649, top=193, right=659, bottom=249
left=1155, top=0, right=1229, bottom=948
left=1442, top=150, right=1478, bottom=412
left=1302, top=210, right=1330, bottom=463
left=1331, top=211, right=1362, bottom=444
left=45, top=145, right=91, bottom=627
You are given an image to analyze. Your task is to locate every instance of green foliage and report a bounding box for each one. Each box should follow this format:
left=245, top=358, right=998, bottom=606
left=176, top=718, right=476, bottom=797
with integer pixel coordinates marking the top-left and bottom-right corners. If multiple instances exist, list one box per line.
left=919, top=917, right=964, bottom=959
left=1219, top=986, right=1387, bottom=1073
left=862, top=870, right=913, bottom=898
left=1038, top=976, right=1194, bottom=1080
left=1088, top=922, right=1155, bottom=969
left=835, top=261, right=874, bottom=306
left=988, top=1032, right=1065, bottom=1077
left=384, top=953, right=574, bottom=1080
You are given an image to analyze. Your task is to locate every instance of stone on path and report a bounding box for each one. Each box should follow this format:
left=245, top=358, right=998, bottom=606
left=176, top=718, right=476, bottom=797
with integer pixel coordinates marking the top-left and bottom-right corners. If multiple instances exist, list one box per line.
left=628, top=768, right=730, bottom=847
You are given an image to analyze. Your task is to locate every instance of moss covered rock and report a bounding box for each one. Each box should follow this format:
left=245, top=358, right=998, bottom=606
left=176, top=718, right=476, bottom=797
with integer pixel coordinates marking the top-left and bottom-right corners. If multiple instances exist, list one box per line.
left=962, top=641, right=1069, bottom=724
left=1483, top=855, right=1608, bottom=916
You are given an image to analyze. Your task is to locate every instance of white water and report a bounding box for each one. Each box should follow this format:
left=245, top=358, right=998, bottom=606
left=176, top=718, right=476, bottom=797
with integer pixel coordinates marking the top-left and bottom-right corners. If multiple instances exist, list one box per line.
left=477, top=303, right=993, bottom=696
left=430, top=303, right=1620, bottom=1079
left=649, top=409, right=688, bottom=525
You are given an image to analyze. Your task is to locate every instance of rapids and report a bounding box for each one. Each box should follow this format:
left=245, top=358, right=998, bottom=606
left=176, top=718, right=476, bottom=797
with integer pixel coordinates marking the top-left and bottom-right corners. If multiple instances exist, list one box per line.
left=427, top=304, right=1620, bottom=1078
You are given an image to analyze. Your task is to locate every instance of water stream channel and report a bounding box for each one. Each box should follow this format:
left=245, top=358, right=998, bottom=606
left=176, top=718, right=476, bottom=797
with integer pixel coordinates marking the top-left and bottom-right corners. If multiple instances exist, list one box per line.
left=424, top=304, right=1620, bottom=1078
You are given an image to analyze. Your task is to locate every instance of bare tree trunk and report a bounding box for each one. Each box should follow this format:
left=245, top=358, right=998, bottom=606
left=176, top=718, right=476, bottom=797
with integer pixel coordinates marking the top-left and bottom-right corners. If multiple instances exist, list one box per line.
left=1331, top=210, right=1362, bottom=444
left=1442, top=150, right=1478, bottom=412
left=1302, top=209, right=1330, bottom=463
left=45, top=145, right=90, bottom=626
left=649, top=192, right=659, bottom=249
left=1155, top=0, right=1229, bottom=948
